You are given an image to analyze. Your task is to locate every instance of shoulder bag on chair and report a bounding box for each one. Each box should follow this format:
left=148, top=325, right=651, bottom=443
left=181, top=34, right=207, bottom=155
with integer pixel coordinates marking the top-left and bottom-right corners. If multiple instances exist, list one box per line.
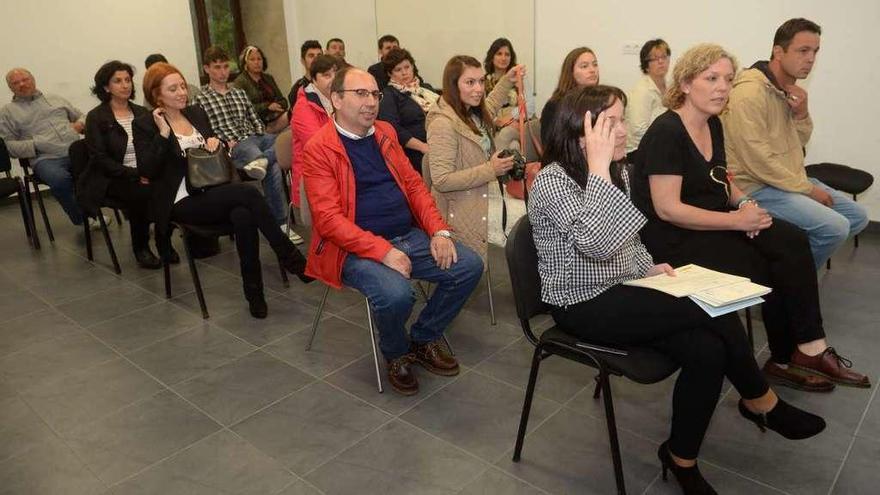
left=505, top=72, right=542, bottom=201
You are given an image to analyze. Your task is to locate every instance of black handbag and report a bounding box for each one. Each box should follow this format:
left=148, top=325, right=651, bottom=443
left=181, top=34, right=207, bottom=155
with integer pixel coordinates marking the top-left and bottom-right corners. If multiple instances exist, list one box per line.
left=185, top=146, right=239, bottom=190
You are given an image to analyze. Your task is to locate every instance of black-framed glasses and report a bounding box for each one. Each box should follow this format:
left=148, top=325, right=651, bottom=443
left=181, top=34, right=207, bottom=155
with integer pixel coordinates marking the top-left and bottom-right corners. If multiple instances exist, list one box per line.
left=338, top=89, right=383, bottom=101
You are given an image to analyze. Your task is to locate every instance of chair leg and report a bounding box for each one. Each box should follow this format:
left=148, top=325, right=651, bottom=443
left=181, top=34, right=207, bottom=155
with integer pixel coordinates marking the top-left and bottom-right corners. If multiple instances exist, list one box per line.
left=826, top=258, right=831, bottom=270
left=854, top=234, right=859, bottom=249
left=365, top=301, right=384, bottom=394
left=163, top=260, right=172, bottom=299
left=745, top=307, right=754, bottom=353
left=486, top=266, right=497, bottom=326
left=599, top=370, right=627, bottom=495
left=416, top=281, right=430, bottom=302
left=182, top=231, right=209, bottom=319
left=17, top=187, right=40, bottom=249
left=113, top=208, right=122, bottom=225
left=592, top=374, right=602, bottom=399
left=305, top=285, right=331, bottom=350
left=513, top=344, right=543, bottom=462
left=442, top=334, right=455, bottom=356
left=83, top=217, right=93, bottom=260
left=29, top=179, right=54, bottom=242
left=97, top=211, right=121, bottom=274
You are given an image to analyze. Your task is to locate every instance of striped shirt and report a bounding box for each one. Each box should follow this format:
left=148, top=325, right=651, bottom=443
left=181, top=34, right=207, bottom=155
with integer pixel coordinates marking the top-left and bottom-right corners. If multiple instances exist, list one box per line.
left=115, top=114, right=137, bottom=168
left=528, top=163, right=654, bottom=307
left=194, top=85, right=264, bottom=142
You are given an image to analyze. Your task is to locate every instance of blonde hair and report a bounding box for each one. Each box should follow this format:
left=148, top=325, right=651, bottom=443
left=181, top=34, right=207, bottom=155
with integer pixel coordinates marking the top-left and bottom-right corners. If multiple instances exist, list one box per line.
left=664, top=43, right=738, bottom=109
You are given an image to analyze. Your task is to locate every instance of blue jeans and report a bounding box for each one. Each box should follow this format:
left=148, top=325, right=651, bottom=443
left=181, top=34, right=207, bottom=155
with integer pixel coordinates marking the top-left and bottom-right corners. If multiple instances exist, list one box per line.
left=751, top=178, right=869, bottom=269
left=342, top=228, right=484, bottom=360
left=231, top=134, right=286, bottom=225
left=33, top=156, right=83, bottom=225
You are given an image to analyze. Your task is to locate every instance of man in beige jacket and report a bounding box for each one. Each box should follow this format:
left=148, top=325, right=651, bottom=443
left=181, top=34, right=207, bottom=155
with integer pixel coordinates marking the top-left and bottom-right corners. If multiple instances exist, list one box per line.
left=722, top=18, right=868, bottom=270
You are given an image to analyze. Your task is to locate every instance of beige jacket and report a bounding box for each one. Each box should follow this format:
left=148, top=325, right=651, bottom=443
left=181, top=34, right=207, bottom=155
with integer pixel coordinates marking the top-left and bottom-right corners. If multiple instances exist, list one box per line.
left=625, top=74, right=666, bottom=153
left=423, top=75, right=514, bottom=261
left=721, top=66, right=814, bottom=195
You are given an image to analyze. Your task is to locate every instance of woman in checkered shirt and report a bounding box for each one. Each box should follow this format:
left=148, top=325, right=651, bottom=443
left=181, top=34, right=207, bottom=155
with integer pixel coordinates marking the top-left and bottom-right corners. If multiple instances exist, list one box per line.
left=528, top=85, right=824, bottom=495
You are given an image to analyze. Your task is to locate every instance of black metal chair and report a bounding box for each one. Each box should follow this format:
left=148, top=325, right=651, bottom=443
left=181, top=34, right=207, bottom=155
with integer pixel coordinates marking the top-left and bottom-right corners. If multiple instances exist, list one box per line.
left=805, top=163, right=874, bottom=269
left=163, top=222, right=290, bottom=319
left=505, top=216, right=679, bottom=495
left=17, top=157, right=55, bottom=243
left=68, top=140, right=123, bottom=274
left=0, top=138, right=40, bottom=249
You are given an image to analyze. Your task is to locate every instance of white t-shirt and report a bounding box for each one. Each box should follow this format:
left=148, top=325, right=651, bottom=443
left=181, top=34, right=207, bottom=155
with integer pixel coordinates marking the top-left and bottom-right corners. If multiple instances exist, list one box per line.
left=173, top=130, right=206, bottom=203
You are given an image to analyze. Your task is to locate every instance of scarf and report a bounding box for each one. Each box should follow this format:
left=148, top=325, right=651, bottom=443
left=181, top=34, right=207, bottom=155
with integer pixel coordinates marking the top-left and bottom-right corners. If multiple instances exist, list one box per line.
left=388, top=79, right=439, bottom=113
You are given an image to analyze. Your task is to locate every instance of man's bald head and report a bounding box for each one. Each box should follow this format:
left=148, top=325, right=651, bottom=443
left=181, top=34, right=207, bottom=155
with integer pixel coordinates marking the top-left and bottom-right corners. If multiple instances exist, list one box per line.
left=6, top=68, right=36, bottom=97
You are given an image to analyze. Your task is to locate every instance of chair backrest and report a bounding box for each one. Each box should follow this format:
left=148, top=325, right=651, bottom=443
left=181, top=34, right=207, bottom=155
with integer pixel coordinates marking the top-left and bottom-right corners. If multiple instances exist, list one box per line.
left=0, top=138, right=11, bottom=176
left=299, top=177, right=312, bottom=226
left=274, top=129, right=292, bottom=172
left=505, top=215, right=551, bottom=333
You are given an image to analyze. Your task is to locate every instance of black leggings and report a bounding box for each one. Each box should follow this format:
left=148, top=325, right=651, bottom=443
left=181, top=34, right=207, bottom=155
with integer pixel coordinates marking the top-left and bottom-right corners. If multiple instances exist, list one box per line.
left=171, top=183, right=297, bottom=289
left=553, top=285, right=769, bottom=459
left=644, top=219, right=825, bottom=364
left=104, top=178, right=152, bottom=251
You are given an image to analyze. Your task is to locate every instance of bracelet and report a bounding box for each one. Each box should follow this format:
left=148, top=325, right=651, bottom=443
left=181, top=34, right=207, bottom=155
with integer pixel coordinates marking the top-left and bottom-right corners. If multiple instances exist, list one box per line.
left=736, top=197, right=757, bottom=209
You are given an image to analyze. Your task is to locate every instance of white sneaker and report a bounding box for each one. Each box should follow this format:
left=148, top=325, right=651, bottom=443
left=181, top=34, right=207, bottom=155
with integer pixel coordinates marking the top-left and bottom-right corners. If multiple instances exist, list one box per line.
left=88, top=214, right=113, bottom=231
left=243, top=158, right=269, bottom=180
left=281, top=224, right=304, bottom=244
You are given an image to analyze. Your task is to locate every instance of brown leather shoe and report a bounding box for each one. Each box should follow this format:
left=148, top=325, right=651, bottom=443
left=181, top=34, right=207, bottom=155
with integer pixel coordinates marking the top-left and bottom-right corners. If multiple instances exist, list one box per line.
left=387, top=354, right=419, bottom=396
left=412, top=339, right=460, bottom=376
left=763, top=360, right=834, bottom=392
left=790, top=348, right=871, bottom=388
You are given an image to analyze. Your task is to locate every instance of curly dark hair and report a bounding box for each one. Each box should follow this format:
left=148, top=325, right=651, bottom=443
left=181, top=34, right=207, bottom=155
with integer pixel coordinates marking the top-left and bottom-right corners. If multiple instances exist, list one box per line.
left=91, top=60, right=135, bottom=103
left=382, top=48, right=415, bottom=76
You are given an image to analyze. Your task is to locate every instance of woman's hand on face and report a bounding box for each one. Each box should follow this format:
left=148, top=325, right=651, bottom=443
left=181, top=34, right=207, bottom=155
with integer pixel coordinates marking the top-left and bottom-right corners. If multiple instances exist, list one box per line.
left=506, top=64, right=526, bottom=82
left=489, top=149, right=515, bottom=176
left=204, top=137, right=221, bottom=153
left=152, top=108, right=171, bottom=137
left=583, top=110, right=615, bottom=178
left=267, top=102, right=284, bottom=112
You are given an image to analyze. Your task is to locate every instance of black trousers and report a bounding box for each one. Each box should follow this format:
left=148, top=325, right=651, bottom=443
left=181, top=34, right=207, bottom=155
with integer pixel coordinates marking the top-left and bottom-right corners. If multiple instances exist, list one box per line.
left=553, top=285, right=769, bottom=459
left=644, top=219, right=825, bottom=364
left=104, top=178, right=152, bottom=251
left=171, top=183, right=298, bottom=290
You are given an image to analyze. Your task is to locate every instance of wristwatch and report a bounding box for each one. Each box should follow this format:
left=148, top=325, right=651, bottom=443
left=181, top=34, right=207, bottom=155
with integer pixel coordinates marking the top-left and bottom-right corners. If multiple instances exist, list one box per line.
left=433, top=230, right=453, bottom=239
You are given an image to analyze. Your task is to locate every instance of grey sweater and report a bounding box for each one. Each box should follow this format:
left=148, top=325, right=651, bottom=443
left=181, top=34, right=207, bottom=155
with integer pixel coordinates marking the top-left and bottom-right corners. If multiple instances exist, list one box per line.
left=0, top=92, right=83, bottom=162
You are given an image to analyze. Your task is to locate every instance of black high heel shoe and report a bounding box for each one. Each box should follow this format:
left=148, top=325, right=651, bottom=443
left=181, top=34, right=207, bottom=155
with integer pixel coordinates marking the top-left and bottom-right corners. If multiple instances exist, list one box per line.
left=738, top=398, right=826, bottom=440
left=279, top=252, right=314, bottom=284
left=657, top=441, right=717, bottom=495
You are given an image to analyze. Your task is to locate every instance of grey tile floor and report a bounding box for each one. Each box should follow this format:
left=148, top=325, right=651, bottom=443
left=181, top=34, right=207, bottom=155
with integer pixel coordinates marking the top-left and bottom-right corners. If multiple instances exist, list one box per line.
left=0, top=199, right=878, bottom=494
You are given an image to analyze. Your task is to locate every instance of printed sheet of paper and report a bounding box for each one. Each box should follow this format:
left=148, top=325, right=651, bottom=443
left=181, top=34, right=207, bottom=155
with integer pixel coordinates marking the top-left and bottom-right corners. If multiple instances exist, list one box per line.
left=623, top=264, right=748, bottom=298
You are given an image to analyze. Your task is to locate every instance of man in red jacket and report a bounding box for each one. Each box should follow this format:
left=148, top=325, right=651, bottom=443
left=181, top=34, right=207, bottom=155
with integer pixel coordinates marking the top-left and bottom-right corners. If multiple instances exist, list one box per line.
left=303, top=68, right=483, bottom=395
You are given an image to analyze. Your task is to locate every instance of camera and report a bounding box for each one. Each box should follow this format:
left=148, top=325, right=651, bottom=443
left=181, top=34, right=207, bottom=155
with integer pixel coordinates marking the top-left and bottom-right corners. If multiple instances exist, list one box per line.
left=498, top=148, right=526, bottom=183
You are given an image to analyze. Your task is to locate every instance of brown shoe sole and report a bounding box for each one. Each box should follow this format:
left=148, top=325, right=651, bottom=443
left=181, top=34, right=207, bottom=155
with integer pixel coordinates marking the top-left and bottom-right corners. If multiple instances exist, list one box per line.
left=413, top=357, right=460, bottom=377
left=788, top=363, right=871, bottom=388
left=764, top=368, right=835, bottom=392
left=389, top=380, right=419, bottom=396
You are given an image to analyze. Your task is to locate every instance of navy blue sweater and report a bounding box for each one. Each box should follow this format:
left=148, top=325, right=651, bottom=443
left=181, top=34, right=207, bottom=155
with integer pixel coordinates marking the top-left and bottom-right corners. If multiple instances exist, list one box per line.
left=340, top=133, right=413, bottom=240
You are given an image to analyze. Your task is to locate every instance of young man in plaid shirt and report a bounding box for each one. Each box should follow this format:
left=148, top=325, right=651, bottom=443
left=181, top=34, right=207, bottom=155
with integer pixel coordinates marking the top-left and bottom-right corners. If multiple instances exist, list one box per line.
left=195, top=46, right=301, bottom=243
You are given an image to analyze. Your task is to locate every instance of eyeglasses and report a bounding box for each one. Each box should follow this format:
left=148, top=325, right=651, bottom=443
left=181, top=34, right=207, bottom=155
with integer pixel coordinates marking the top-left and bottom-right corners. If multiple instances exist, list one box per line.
left=648, top=55, right=670, bottom=63
left=338, top=89, right=383, bottom=101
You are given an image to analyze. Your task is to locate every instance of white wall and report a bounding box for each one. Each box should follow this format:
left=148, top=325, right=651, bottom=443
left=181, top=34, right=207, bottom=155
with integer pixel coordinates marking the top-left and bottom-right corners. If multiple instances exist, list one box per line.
left=374, top=0, right=534, bottom=89
left=535, top=0, right=880, bottom=219
left=0, top=0, right=200, bottom=116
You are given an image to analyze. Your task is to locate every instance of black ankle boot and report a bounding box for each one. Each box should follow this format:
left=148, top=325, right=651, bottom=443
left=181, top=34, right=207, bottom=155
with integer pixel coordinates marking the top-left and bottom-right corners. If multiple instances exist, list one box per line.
left=243, top=283, right=267, bottom=319
left=658, top=441, right=717, bottom=495
left=280, top=250, right=314, bottom=284
left=738, top=398, right=826, bottom=440
left=134, top=247, right=162, bottom=269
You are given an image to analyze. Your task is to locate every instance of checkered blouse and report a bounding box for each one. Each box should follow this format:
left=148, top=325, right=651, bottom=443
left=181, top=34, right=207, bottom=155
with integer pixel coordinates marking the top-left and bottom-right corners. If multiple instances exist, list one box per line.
left=528, top=163, right=654, bottom=308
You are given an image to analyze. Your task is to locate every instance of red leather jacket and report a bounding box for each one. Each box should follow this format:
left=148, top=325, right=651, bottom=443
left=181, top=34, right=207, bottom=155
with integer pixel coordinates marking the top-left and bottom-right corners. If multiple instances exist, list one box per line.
left=302, top=120, right=450, bottom=288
